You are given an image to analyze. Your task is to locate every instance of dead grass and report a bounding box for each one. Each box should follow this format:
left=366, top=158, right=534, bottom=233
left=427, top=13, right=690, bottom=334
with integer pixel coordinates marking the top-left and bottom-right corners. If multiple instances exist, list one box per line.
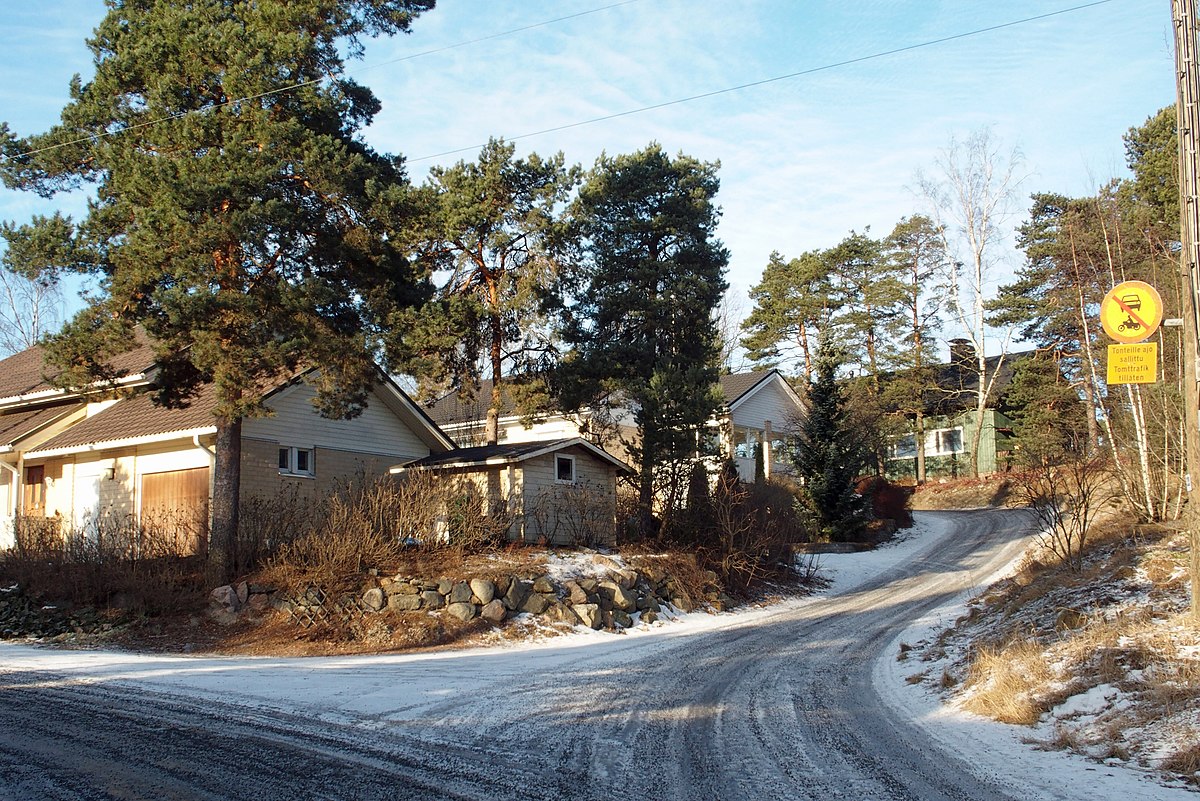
left=906, top=511, right=1200, bottom=783
left=909, top=477, right=1015, bottom=511
left=962, top=639, right=1054, bottom=724
left=1161, top=743, right=1200, bottom=782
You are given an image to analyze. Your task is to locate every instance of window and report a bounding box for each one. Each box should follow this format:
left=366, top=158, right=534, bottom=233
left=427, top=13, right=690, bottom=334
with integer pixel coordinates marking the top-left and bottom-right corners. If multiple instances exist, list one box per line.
left=887, top=428, right=964, bottom=460
left=931, top=427, right=964, bottom=456
left=888, top=434, right=917, bottom=460
left=555, top=454, right=576, bottom=483
left=278, top=446, right=315, bottom=477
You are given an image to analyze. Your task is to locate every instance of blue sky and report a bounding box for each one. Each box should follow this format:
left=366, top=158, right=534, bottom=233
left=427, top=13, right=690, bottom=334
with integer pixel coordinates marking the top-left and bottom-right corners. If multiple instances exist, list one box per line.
left=0, top=0, right=1174, bottom=352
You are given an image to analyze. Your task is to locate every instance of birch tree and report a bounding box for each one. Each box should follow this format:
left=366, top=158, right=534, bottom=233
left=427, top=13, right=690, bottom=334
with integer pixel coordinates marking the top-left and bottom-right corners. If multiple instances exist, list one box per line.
left=919, top=129, right=1023, bottom=476
left=0, top=218, right=67, bottom=355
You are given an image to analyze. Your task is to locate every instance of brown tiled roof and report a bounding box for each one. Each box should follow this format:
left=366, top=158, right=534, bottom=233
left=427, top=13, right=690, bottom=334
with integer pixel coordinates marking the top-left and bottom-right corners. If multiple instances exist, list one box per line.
left=0, top=340, right=157, bottom=401
left=718, top=370, right=775, bottom=406
left=0, top=403, right=81, bottom=448
left=30, top=384, right=218, bottom=454
left=429, top=371, right=775, bottom=426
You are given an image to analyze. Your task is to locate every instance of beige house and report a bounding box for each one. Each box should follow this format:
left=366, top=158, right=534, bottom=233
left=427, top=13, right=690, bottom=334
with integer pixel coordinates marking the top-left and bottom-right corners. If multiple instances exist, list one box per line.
left=392, top=438, right=630, bottom=546
left=428, top=369, right=805, bottom=482
left=0, top=342, right=454, bottom=550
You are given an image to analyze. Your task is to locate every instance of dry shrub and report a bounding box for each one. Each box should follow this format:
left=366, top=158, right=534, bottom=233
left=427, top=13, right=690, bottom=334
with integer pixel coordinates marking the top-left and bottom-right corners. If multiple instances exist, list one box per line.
left=671, top=467, right=812, bottom=593
left=260, top=473, right=512, bottom=596
left=854, top=476, right=914, bottom=528
left=627, top=548, right=711, bottom=611
left=525, top=482, right=615, bottom=546
left=236, top=486, right=315, bottom=573
left=1013, top=458, right=1122, bottom=571
left=963, top=639, right=1053, bottom=724
left=0, top=513, right=205, bottom=614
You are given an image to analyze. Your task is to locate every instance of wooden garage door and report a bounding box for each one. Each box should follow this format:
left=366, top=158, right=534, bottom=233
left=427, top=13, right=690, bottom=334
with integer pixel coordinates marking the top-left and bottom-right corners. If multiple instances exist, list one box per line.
left=141, top=467, right=209, bottom=555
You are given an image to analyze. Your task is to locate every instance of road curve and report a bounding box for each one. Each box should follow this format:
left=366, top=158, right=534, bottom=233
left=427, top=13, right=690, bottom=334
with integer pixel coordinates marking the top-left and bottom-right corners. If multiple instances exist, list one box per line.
left=0, top=510, right=1035, bottom=800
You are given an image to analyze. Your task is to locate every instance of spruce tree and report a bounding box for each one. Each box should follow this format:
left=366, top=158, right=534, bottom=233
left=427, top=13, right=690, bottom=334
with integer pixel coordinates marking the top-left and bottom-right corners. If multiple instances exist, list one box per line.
left=793, top=344, right=869, bottom=542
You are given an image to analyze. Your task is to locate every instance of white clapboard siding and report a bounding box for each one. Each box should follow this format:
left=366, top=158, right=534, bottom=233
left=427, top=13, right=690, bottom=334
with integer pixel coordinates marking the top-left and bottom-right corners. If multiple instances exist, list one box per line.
left=730, top=378, right=801, bottom=434
left=244, top=382, right=428, bottom=459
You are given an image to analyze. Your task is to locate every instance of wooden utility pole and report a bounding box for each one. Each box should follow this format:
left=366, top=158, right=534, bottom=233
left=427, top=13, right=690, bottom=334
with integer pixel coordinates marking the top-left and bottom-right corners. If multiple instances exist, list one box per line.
left=1172, top=0, right=1200, bottom=621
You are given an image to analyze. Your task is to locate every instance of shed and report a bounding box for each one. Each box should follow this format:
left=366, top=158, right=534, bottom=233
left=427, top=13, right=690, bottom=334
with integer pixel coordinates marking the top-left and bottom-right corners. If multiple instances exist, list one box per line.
left=392, top=437, right=630, bottom=546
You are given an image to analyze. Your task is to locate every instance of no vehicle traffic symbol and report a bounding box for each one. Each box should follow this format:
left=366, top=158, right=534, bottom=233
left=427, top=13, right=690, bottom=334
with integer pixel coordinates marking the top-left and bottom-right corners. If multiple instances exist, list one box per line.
left=1100, top=280, right=1163, bottom=344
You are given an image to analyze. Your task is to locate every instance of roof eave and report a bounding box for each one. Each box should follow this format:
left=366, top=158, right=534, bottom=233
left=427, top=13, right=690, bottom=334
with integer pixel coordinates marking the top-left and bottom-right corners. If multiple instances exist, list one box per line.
left=0, top=373, right=152, bottom=412
left=24, top=425, right=218, bottom=460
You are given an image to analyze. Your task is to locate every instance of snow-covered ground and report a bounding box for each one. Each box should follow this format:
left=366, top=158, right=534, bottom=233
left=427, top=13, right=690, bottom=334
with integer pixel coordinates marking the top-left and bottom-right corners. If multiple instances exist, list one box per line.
left=0, top=512, right=1193, bottom=798
left=860, top=517, right=1198, bottom=799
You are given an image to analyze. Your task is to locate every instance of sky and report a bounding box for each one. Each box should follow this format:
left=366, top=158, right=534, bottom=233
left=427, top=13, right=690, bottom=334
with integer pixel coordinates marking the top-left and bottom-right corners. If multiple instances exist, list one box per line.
left=0, top=0, right=1175, bottom=358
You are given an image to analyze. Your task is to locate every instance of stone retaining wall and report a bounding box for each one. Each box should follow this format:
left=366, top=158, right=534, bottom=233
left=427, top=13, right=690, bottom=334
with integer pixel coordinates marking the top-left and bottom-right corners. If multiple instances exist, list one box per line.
left=210, top=557, right=734, bottom=632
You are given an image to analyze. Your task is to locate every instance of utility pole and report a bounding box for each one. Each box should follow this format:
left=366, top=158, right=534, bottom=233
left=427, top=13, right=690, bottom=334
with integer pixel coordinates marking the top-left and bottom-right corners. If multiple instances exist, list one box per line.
left=1172, top=0, right=1200, bottom=621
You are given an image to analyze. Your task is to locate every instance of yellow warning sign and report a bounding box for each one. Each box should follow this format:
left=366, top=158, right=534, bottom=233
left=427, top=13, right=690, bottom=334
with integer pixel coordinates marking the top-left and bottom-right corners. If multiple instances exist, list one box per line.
left=1107, top=342, right=1158, bottom=384
left=1100, top=280, right=1163, bottom=344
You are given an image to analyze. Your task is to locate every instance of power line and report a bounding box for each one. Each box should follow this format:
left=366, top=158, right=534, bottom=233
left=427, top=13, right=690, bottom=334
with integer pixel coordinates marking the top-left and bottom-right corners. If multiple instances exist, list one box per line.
left=1, top=0, right=647, bottom=165
left=410, top=0, right=1117, bottom=163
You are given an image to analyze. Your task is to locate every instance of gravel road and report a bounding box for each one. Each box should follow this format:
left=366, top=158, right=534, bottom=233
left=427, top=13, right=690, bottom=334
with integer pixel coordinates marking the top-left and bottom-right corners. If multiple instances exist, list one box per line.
left=0, top=509, right=1035, bottom=800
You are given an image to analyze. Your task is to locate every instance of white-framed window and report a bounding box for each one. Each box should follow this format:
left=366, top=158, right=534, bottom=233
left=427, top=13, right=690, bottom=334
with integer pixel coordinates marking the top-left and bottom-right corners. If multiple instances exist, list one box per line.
left=888, top=434, right=918, bottom=460
left=555, top=454, right=576, bottom=483
left=887, top=427, right=965, bottom=460
left=278, top=446, right=315, bottom=477
left=930, top=427, right=964, bottom=456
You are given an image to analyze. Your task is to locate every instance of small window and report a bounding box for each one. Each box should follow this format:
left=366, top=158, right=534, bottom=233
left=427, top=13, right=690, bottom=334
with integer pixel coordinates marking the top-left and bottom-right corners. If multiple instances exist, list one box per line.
left=278, top=446, right=315, bottom=477
left=555, top=454, right=576, bottom=483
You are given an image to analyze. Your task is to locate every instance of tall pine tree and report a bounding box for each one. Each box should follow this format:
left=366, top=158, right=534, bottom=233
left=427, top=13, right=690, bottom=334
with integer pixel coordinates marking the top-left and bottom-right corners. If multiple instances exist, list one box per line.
left=559, top=144, right=728, bottom=529
left=394, top=139, right=577, bottom=443
left=0, top=0, right=435, bottom=581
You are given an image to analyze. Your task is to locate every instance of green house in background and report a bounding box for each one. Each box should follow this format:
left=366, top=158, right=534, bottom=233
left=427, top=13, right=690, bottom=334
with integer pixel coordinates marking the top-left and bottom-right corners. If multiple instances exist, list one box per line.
left=885, top=340, right=1029, bottom=480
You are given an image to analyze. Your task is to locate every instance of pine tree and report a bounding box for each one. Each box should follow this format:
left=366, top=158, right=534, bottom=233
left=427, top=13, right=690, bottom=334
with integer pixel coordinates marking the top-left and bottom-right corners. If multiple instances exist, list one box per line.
left=0, top=0, right=435, bottom=582
left=393, top=139, right=577, bottom=443
left=558, top=144, right=728, bottom=530
left=740, top=250, right=837, bottom=380
left=880, top=214, right=946, bottom=483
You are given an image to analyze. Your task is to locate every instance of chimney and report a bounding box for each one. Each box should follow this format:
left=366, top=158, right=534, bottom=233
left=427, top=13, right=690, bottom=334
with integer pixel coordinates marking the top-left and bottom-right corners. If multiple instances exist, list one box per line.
left=948, top=338, right=976, bottom=373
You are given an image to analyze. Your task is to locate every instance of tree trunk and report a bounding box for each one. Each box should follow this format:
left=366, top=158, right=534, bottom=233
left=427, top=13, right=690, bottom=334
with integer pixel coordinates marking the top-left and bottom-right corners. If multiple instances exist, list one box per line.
left=487, top=308, right=503, bottom=446
left=1127, top=383, right=1159, bottom=520
left=207, top=416, right=241, bottom=586
left=915, top=409, right=927, bottom=484
left=969, top=351, right=987, bottom=478
left=637, top=460, right=656, bottom=539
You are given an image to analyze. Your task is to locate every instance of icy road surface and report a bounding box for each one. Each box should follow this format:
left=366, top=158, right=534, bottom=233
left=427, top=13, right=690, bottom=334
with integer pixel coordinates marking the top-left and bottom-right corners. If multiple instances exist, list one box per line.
left=0, top=510, right=1188, bottom=800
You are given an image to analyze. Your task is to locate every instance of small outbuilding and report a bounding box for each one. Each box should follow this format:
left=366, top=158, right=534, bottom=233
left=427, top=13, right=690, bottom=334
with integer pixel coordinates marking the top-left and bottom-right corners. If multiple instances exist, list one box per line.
left=391, top=437, right=630, bottom=546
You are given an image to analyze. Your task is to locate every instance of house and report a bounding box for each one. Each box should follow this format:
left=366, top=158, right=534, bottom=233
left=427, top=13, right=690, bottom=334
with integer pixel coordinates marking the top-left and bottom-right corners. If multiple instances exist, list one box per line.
left=0, top=342, right=455, bottom=550
left=391, top=437, right=630, bottom=546
left=885, top=339, right=1032, bottom=478
left=426, top=369, right=805, bottom=483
